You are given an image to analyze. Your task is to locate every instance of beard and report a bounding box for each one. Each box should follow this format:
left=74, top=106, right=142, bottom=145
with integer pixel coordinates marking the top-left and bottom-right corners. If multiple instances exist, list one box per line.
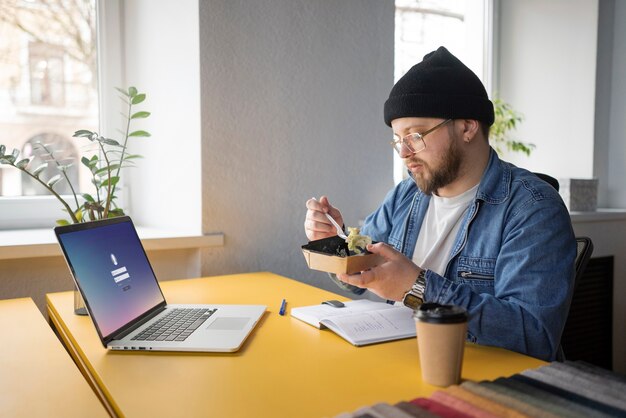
left=408, top=138, right=463, bottom=195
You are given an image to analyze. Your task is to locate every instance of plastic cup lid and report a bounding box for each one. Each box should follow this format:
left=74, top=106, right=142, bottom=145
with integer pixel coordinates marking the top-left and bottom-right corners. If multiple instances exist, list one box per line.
left=414, top=303, right=468, bottom=324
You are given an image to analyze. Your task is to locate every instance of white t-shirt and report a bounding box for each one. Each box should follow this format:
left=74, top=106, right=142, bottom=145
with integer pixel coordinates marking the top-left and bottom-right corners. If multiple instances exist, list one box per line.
left=411, top=184, right=479, bottom=276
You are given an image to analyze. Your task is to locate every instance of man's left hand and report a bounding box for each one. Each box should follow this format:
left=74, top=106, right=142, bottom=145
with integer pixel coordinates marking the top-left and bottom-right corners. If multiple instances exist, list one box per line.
left=337, top=242, right=422, bottom=301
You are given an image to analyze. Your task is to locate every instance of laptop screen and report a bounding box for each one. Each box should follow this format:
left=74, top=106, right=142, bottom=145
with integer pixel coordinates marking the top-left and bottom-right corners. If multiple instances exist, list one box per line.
left=56, top=217, right=166, bottom=340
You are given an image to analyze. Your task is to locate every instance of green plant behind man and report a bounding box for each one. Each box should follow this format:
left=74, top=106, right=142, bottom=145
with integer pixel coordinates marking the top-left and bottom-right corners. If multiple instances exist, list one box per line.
left=491, top=98, right=534, bottom=156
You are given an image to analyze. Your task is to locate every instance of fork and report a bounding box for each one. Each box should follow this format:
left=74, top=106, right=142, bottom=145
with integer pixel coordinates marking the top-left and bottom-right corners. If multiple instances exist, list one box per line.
left=312, top=198, right=347, bottom=240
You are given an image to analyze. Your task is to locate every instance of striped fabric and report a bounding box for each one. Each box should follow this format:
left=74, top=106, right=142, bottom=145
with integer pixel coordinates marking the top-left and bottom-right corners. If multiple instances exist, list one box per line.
left=333, top=361, right=626, bottom=418
left=443, top=385, right=531, bottom=418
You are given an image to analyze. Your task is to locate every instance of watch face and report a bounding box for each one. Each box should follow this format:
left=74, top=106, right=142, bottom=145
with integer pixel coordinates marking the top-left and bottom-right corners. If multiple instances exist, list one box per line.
left=403, top=293, right=422, bottom=310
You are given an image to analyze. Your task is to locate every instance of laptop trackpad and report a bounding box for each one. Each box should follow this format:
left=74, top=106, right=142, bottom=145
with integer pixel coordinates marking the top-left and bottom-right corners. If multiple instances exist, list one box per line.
left=207, top=317, right=250, bottom=331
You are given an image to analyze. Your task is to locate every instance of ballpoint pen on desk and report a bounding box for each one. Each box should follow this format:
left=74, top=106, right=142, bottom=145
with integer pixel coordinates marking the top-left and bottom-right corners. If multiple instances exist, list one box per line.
left=279, top=299, right=287, bottom=316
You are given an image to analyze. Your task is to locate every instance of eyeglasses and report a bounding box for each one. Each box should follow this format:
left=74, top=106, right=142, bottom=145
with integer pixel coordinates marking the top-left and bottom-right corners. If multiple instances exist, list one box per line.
left=390, top=119, right=453, bottom=156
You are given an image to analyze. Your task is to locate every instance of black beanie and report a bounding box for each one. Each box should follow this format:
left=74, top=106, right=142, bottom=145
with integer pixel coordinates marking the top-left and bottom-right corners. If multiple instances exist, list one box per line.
left=384, top=46, right=494, bottom=127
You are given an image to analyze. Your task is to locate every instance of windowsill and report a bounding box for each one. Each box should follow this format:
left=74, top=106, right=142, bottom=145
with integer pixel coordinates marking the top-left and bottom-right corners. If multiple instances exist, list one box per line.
left=570, top=208, right=626, bottom=223
left=0, top=227, right=224, bottom=260
left=5, top=210, right=619, bottom=260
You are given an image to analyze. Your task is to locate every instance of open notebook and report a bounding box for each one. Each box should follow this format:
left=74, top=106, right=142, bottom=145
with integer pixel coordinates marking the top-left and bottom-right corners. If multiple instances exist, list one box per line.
left=291, top=299, right=415, bottom=346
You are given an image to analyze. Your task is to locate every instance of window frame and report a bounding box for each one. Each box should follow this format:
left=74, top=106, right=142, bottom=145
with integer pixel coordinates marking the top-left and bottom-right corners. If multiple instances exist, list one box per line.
left=392, top=0, right=495, bottom=185
left=0, top=0, right=122, bottom=230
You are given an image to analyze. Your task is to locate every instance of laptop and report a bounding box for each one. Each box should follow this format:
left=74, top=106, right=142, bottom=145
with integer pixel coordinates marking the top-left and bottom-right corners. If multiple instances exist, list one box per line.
left=54, top=216, right=266, bottom=352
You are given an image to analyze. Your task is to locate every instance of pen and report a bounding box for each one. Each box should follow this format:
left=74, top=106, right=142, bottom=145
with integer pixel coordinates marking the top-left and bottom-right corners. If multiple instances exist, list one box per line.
left=279, top=298, right=287, bottom=316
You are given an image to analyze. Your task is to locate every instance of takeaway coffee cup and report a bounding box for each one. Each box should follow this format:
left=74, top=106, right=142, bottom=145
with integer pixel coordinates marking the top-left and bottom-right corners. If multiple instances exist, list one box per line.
left=414, top=303, right=468, bottom=387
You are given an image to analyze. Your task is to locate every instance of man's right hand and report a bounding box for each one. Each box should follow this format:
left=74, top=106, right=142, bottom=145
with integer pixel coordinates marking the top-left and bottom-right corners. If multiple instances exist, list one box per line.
left=304, top=196, right=345, bottom=241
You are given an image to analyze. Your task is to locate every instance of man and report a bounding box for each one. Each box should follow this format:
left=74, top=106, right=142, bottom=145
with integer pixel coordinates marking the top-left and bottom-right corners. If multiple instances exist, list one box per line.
left=304, top=46, right=576, bottom=361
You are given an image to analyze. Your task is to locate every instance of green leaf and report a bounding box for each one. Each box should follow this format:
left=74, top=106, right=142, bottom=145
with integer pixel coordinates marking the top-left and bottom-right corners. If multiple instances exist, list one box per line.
left=81, top=156, right=91, bottom=167
left=11, top=149, right=19, bottom=159
left=0, top=144, right=5, bottom=156
left=82, top=193, right=95, bottom=202
left=95, top=164, right=120, bottom=176
left=97, top=137, right=121, bottom=146
left=58, top=163, right=73, bottom=172
left=123, top=154, right=143, bottom=160
left=129, top=130, right=151, bottom=137
left=73, top=130, right=93, bottom=138
left=32, top=163, right=48, bottom=177
left=128, top=86, right=138, bottom=97
left=115, top=87, right=130, bottom=97
left=47, top=174, right=63, bottom=188
left=130, top=111, right=150, bottom=119
left=2, top=155, right=16, bottom=164
left=56, top=219, right=71, bottom=226
left=131, top=93, right=146, bottom=105
left=15, top=158, right=30, bottom=169
left=108, top=208, right=125, bottom=217
left=93, top=166, right=109, bottom=176
left=101, top=176, right=120, bottom=188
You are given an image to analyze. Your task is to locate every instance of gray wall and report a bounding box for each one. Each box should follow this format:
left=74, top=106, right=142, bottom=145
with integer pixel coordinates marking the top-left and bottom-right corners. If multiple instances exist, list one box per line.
left=198, top=0, right=395, bottom=295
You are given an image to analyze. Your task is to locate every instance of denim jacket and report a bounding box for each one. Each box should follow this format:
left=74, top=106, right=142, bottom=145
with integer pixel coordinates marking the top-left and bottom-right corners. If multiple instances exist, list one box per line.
left=344, top=149, right=576, bottom=361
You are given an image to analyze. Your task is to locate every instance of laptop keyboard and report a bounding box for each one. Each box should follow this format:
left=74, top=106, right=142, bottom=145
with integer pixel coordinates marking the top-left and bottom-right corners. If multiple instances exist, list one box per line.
left=131, top=308, right=216, bottom=342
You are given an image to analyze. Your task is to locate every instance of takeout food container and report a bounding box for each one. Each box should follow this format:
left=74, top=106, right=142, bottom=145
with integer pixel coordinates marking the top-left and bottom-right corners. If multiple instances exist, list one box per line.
left=301, top=235, right=384, bottom=275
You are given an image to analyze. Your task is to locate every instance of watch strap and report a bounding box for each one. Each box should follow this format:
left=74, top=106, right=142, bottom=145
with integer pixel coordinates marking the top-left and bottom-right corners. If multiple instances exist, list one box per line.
left=402, top=269, right=427, bottom=309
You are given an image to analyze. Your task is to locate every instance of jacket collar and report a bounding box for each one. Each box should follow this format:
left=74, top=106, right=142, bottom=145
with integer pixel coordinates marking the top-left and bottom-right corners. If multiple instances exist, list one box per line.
left=475, top=147, right=511, bottom=204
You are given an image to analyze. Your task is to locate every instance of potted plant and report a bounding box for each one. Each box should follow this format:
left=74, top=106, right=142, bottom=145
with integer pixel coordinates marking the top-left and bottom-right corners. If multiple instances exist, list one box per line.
left=0, top=86, right=150, bottom=314
left=491, top=98, right=534, bottom=157
left=0, top=87, right=150, bottom=225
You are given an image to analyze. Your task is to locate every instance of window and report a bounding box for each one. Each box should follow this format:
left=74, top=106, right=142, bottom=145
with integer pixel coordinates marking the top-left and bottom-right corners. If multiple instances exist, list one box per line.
left=0, top=0, right=99, bottom=228
left=28, top=42, right=66, bottom=107
left=393, top=0, right=492, bottom=184
left=0, top=0, right=199, bottom=232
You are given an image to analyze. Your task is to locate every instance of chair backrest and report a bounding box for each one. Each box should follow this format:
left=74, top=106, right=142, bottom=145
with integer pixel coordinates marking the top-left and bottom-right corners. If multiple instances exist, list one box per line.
left=573, top=236, right=593, bottom=291
left=534, top=172, right=560, bottom=192
left=559, top=236, right=594, bottom=361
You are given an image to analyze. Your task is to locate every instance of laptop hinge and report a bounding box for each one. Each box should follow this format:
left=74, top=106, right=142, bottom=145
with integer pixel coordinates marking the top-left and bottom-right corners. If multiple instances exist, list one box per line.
left=110, top=303, right=167, bottom=341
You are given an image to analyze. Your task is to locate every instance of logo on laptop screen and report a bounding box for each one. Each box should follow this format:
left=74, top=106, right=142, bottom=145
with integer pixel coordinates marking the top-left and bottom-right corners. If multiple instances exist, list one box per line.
left=110, top=253, right=131, bottom=291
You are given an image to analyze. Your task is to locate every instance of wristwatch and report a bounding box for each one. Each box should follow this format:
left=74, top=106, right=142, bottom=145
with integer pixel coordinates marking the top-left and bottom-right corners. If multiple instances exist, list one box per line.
left=402, top=269, right=427, bottom=310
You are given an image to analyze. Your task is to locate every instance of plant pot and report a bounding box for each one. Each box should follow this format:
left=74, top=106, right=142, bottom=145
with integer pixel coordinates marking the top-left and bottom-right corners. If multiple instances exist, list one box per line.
left=559, top=178, right=598, bottom=212
left=74, top=286, right=88, bottom=315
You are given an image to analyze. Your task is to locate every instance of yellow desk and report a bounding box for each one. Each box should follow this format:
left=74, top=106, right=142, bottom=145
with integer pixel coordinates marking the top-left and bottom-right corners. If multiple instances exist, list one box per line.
left=0, top=297, right=107, bottom=417
left=47, top=272, right=546, bottom=418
